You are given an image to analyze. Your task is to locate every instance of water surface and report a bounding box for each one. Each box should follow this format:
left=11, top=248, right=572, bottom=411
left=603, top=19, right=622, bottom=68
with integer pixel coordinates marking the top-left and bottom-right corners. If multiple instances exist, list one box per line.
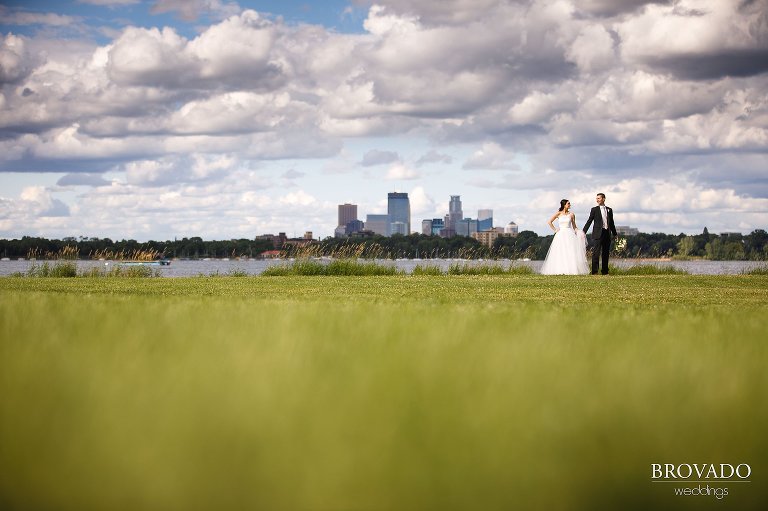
left=1, top=258, right=764, bottom=276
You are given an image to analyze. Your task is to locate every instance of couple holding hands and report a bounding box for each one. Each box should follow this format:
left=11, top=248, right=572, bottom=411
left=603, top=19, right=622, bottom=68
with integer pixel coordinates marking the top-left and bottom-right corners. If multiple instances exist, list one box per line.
left=540, top=193, right=618, bottom=275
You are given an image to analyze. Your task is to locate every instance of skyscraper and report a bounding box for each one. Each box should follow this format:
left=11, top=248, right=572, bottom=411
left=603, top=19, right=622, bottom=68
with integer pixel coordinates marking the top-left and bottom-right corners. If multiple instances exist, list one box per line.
left=335, top=203, right=360, bottom=237
left=431, top=218, right=444, bottom=236
left=387, top=192, right=410, bottom=236
left=447, top=195, right=463, bottom=231
left=478, top=209, right=493, bottom=231
left=338, top=203, right=357, bottom=227
left=366, top=214, right=388, bottom=236
left=455, top=218, right=478, bottom=237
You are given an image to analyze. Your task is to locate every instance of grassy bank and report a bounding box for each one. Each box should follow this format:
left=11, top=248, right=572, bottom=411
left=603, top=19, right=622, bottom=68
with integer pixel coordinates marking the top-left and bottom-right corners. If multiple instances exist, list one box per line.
left=1, top=276, right=767, bottom=510
left=1, top=273, right=767, bottom=306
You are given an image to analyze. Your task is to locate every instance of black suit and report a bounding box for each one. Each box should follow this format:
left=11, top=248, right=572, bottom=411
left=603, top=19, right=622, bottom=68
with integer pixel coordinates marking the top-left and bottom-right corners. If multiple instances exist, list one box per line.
left=583, top=205, right=617, bottom=274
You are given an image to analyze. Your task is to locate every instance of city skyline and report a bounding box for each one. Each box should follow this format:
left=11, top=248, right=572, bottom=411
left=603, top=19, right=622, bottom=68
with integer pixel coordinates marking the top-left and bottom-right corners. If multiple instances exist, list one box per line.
left=1, top=1, right=767, bottom=241
left=337, top=192, right=507, bottom=239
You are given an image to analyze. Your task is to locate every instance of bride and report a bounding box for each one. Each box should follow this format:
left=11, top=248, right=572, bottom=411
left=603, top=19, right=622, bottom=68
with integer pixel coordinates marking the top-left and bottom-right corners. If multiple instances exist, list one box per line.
left=540, top=199, right=589, bottom=275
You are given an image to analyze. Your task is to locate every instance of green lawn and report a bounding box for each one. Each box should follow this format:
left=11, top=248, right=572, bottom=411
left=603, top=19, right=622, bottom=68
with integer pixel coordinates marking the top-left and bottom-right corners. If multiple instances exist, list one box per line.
left=1, top=276, right=767, bottom=510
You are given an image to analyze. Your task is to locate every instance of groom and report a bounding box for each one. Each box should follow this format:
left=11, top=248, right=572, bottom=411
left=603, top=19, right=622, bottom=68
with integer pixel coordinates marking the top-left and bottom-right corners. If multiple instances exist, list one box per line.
left=583, top=193, right=617, bottom=275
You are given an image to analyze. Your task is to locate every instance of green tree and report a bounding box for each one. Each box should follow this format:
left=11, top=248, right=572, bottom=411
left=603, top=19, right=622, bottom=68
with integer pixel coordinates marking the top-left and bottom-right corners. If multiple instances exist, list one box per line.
left=677, top=235, right=695, bottom=257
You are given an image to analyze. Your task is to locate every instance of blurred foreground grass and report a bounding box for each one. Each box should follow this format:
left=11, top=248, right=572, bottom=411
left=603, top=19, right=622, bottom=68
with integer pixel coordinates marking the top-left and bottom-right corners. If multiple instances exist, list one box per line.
left=1, top=276, right=767, bottom=510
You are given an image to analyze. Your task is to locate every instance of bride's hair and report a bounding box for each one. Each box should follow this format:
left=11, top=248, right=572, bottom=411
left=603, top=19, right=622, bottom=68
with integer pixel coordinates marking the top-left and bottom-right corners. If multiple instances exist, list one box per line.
left=558, top=199, right=569, bottom=211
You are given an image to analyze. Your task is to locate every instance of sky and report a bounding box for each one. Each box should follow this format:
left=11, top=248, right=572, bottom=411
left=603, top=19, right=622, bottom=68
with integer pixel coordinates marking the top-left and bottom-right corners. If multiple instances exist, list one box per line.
left=1, top=0, right=767, bottom=241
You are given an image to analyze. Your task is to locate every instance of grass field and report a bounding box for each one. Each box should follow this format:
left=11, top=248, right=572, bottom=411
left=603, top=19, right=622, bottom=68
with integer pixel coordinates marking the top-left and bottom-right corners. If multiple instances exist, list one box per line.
left=1, top=275, right=767, bottom=510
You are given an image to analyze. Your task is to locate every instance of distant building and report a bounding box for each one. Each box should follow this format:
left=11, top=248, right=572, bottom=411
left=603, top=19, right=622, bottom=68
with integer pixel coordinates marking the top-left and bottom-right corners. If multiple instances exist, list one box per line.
left=366, top=214, right=388, bottom=236
left=431, top=218, right=444, bottom=236
left=338, top=203, right=358, bottom=227
left=455, top=218, right=478, bottom=237
left=283, top=233, right=315, bottom=249
left=387, top=192, right=410, bottom=236
left=260, top=250, right=282, bottom=259
left=422, top=219, right=433, bottom=235
left=473, top=230, right=501, bottom=248
left=504, top=222, right=519, bottom=236
left=349, top=230, right=377, bottom=239
left=616, top=225, right=639, bottom=236
left=720, top=232, right=742, bottom=238
left=256, top=232, right=288, bottom=249
left=478, top=209, right=493, bottom=232
left=345, top=219, right=365, bottom=235
left=336, top=204, right=359, bottom=238
left=447, top=195, right=463, bottom=232
left=390, top=221, right=408, bottom=236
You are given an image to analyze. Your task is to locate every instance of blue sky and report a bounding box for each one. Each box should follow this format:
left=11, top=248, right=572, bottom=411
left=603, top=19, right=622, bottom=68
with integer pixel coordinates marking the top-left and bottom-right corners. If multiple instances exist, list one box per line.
left=0, top=1, right=367, bottom=31
left=1, top=0, right=767, bottom=240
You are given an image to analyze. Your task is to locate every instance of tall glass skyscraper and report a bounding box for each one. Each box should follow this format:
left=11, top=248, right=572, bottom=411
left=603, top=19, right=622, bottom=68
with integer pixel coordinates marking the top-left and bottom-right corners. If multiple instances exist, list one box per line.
left=447, top=195, right=463, bottom=231
left=478, top=209, right=493, bottom=231
left=366, top=214, right=388, bottom=236
left=387, top=192, right=410, bottom=236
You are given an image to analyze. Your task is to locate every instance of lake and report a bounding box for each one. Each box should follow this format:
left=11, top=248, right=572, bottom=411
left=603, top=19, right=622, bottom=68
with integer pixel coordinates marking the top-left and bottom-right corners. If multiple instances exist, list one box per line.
left=1, top=258, right=765, bottom=276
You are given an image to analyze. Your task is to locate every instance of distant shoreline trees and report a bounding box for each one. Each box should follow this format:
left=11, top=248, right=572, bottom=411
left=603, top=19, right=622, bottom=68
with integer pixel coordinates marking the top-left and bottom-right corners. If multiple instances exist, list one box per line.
left=0, top=229, right=766, bottom=261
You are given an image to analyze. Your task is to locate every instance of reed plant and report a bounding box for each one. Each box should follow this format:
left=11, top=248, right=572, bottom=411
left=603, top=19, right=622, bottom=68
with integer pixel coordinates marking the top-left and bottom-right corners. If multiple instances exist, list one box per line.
left=289, top=242, right=389, bottom=259
left=91, top=248, right=164, bottom=262
left=742, top=265, right=768, bottom=275
left=105, top=265, right=159, bottom=278
left=411, top=264, right=444, bottom=276
left=20, top=262, right=160, bottom=278
left=608, top=263, right=689, bottom=275
left=262, top=259, right=325, bottom=276
left=447, top=262, right=535, bottom=275
left=26, top=245, right=80, bottom=261
left=26, top=261, right=78, bottom=277
left=262, top=258, right=402, bottom=276
left=195, top=269, right=250, bottom=278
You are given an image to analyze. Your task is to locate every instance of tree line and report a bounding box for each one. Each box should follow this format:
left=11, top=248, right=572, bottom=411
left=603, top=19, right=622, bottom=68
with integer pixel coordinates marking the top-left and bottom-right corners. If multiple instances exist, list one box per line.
left=1, top=228, right=766, bottom=261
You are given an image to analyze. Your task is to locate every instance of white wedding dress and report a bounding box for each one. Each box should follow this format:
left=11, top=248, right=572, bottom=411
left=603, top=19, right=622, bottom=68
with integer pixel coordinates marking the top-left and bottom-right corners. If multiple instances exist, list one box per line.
left=540, top=214, right=589, bottom=275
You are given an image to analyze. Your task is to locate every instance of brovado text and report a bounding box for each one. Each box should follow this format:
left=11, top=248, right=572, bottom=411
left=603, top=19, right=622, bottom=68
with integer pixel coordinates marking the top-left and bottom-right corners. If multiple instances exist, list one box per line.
left=651, top=463, right=751, bottom=480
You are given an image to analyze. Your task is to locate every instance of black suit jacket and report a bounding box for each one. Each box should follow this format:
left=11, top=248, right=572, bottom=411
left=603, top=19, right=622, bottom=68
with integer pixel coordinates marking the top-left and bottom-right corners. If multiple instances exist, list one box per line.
left=583, top=205, right=617, bottom=240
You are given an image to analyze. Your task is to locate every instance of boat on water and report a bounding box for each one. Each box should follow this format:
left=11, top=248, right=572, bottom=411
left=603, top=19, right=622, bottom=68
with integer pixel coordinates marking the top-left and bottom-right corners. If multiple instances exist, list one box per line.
left=112, top=260, right=171, bottom=266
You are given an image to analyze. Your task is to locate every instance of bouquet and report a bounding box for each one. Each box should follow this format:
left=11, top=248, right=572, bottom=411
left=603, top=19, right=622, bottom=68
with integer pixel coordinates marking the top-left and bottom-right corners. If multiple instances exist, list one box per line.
left=614, top=236, right=627, bottom=255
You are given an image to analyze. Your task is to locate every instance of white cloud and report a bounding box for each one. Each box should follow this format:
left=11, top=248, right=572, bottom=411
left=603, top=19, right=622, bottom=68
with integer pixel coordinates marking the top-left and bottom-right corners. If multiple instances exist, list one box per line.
left=508, top=90, right=578, bottom=126
left=107, top=11, right=282, bottom=89
left=463, top=143, right=519, bottom=170
left=416, top=149, right=452, bottom=166
left=385, top=163, right=419, bottom=180
left=532, top=178, right=768, bottom=234
left=566, top=24, right=616, bottom=74
left=1, top=0, right=767, bottom=240
left=0, top=187, right=70, bottom=236
left=19, top=186, right=70, bottom=216
left=361, top=0, right=510, bottom=26
left=360, top=149, right=400, bottom=166
left=149, top=0, right=241, bottom=22
left=0, top=9, right=80, bottom=27
left=408, top=186, right=437, bottom=217
left=616, top=1, right=768, bottom=79
left=279, top=190, right=317, bottom=207
left=0, top=34, right=32, bottom=84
